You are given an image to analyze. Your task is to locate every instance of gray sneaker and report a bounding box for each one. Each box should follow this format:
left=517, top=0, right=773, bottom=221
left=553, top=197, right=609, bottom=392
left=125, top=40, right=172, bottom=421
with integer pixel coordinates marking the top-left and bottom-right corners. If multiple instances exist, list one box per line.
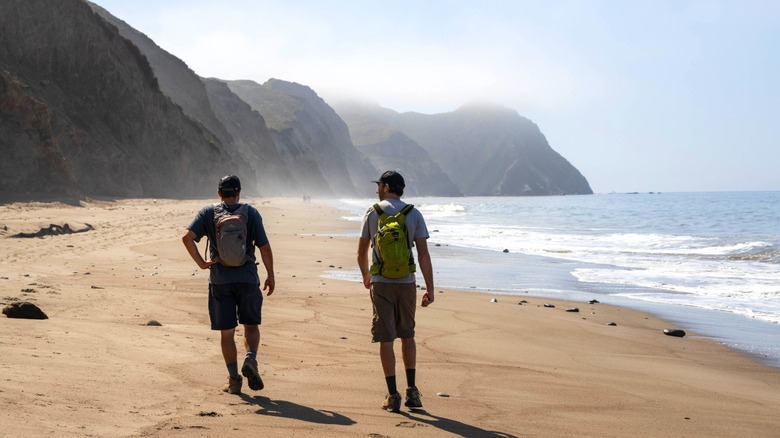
left=382, top=393, right=402, bottom=412
left=241, top=358, right=264, bottom=391
left=404, top=386, right=423, bottom=408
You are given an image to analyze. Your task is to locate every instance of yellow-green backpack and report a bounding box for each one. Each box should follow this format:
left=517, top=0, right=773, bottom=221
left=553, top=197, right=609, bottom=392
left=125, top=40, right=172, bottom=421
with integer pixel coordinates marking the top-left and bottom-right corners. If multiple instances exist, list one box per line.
left=370, top=203, right=416, bottom=278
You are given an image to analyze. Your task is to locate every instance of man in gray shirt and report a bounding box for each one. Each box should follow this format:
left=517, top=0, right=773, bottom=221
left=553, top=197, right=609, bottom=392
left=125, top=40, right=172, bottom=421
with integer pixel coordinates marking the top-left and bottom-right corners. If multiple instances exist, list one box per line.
left=357, top=171, right=435, bottom=412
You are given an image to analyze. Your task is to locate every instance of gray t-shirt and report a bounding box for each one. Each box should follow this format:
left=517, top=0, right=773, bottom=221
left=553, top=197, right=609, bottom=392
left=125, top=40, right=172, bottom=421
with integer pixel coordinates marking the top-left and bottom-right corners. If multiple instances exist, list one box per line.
left=360, top=198, right=429, bottom=284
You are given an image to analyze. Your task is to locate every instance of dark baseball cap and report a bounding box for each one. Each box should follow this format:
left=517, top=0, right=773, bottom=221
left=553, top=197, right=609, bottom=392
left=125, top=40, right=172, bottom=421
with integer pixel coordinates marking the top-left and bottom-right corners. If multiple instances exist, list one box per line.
left=218, top=175, right=241, bottom=194
left=372, top=170, right=405, bottom=188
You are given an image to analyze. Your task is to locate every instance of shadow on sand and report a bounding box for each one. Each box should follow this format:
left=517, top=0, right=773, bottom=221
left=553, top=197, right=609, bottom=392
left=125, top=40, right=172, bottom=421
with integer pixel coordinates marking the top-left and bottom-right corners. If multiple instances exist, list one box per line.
left=240, top=395, right=515, bottom=436
left=241, top=395, right=356, bottom=426
left=398, top=408, right=518, bottom=438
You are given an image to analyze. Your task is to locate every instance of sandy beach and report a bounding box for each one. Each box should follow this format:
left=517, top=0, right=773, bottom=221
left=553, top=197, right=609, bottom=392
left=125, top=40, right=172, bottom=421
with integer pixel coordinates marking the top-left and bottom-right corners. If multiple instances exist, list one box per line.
left=1, top=197, right=778, bottom=437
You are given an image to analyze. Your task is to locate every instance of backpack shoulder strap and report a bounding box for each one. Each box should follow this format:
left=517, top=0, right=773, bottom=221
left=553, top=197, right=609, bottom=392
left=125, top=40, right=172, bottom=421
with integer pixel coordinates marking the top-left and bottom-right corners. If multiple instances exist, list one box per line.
left=399, top=204, right=414, bottom=216
left=206, top=203, right=222, bottom=261
left=372, top=203, right=385, bottom=216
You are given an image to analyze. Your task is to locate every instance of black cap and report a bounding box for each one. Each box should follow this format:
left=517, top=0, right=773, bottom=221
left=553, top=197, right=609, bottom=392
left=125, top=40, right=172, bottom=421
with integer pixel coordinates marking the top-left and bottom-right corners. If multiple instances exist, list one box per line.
left=372, top=170, right=405, bottom=189
left=218, top=175, right=241, bottom=194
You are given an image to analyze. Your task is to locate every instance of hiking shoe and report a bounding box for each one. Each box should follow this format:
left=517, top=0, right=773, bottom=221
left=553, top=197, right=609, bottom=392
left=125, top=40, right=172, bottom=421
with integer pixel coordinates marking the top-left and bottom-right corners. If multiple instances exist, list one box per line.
left=404, top=386, right=423, bottom=408
left=382, top=393, right=402, bottom=412
left=241, top=358, right=264, bottom=391
left=222, top=376, right=242, bottom=394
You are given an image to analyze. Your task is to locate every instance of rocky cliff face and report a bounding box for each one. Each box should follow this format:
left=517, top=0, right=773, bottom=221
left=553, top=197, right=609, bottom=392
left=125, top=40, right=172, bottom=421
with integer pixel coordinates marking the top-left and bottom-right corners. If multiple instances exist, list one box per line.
left=342, top=102, right=593, bottom=196
left=0, top=0, right=233, bottom=201
left=0, top=0, right=591, bottom=202
left=90, top=3, right=288, bottom=196
left=335, top=103, right=462, bottom=197
left=227, top=79, right=378, bottom=197
left=201, top=78, right=296, bottom=196
left=0, top=70, right=76, bottom=200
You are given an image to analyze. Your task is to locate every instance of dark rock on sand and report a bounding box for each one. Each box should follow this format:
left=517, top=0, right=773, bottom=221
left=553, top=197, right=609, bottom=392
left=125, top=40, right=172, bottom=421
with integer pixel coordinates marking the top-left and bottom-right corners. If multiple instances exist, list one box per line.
left=12, top=223, right=94, bottom=238
left=543, top=303, right=555, bottom=308
left=198, top=411, right=222, bottom=417
left=145, top=320, right=162, bottom=326
left=607, top=322, right=617, bottom=326
left=566, top=307, right=580, bottom=312
left=589, top=299, right=600, bottom=304
left=2, top=301, right=48, bottom=319
left=663, top=329, right=686, bottom=337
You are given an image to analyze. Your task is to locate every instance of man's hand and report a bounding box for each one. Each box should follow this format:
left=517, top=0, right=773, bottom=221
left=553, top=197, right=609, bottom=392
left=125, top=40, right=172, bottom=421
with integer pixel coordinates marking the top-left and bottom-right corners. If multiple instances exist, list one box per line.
left=198, top=259, right=217, bottom=270
left=263, top=277, right=275, bottom=296
left=362, top=273, right=371, bottom=289
left=422, top=289, right=434, bottom=307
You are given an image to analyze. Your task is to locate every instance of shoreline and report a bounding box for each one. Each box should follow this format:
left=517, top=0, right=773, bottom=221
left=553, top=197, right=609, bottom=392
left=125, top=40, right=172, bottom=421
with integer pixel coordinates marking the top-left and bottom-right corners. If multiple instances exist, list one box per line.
left=1, top=197, right=778, bottom=437
left=324, top=198, right=780, bottom=369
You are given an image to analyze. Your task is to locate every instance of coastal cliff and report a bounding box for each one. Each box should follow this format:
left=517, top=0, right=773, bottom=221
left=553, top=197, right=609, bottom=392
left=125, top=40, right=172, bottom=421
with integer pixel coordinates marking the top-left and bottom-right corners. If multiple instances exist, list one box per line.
left=336, top=101, right=593, bottom=196
left=0, top=0, right=232, bottom=200
left=0, top=0, right=593, bottom=201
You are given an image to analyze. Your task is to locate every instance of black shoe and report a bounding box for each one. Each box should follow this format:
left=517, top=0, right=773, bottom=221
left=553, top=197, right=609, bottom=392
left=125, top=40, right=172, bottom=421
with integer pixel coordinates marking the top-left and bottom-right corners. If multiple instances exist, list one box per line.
left=241, top=358, right=264, bottom=391
left=404, top=386, right=423, bottom=408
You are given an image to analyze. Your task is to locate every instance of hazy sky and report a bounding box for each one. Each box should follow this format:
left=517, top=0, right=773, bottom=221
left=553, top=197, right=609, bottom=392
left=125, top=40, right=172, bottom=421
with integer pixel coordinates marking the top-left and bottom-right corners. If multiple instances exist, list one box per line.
left=91, top=0, right=780, bottom=193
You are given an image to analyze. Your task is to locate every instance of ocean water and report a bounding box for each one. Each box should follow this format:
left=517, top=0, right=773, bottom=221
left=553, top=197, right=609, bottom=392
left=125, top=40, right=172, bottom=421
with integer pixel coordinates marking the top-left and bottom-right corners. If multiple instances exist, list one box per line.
left=325, top=192, right=780, bottom=367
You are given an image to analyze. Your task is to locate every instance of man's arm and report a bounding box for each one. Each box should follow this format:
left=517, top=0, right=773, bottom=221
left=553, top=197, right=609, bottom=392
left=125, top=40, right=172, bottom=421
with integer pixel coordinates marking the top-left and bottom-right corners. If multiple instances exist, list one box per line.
left=258, top=243, right=275, bottom=295
left=182, top=229, right=216, bottom=270
left=415, top=237, right=434, bottom=307
left=357, top=237, right=372, bottom=289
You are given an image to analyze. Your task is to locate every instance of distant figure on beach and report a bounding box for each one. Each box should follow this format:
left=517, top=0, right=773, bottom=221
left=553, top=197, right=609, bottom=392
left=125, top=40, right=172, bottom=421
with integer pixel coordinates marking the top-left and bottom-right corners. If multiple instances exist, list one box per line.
left=181, top=175, right=275, bottom=395
left=357, top=170, right=435, bottom=412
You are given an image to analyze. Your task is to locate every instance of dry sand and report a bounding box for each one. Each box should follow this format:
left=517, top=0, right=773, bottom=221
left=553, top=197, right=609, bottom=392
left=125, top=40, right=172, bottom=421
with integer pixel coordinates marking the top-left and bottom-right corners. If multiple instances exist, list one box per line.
left=0, top=197, right=778, bottom=437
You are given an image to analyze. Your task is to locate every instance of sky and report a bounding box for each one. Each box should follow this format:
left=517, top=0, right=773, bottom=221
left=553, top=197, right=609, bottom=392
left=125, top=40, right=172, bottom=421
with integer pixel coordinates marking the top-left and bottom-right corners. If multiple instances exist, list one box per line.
left=90, top=0, right=780, bottom=193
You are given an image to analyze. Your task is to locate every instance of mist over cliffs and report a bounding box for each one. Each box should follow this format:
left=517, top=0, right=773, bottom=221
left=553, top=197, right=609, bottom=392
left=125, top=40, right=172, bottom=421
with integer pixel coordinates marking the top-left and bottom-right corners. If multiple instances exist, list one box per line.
left=335, top=101, right=592, bottom=196
left=0, top=0, right=592, bottom=201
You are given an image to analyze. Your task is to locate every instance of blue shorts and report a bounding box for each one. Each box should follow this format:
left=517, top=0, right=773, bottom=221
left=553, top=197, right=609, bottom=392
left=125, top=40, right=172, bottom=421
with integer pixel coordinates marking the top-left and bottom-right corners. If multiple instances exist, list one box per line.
left=208, top=282, right=263, bottom=330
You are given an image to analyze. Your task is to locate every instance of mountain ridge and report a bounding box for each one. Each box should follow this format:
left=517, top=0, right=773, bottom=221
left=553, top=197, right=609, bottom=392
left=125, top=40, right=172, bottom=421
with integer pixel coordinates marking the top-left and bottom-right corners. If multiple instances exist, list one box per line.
left=0, top=0, right=593, bottom=201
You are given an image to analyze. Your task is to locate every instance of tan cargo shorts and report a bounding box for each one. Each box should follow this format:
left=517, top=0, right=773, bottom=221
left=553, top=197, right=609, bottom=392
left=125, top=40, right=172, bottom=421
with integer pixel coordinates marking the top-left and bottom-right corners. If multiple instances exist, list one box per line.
left=370, top=282, right=417, bottom=342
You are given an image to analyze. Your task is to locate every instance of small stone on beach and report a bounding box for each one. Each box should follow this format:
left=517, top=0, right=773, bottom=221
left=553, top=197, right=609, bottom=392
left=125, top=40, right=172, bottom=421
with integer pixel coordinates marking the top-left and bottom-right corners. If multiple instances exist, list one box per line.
left=436, top=392, right=450, bottom=397
left=544, top=303, right=555, bottom=308
left=490, top=298, right=498, bottom=303
left=607, top=322, right=617, bottom=326
left=663, top=329, right=686, bottom=337
left=566, top=308, right=579, bottom=312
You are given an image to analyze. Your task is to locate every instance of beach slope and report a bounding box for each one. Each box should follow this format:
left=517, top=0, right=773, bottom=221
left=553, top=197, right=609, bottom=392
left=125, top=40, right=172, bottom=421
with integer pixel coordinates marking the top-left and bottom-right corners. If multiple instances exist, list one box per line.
left=0, top=198, right=778, bottom=437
